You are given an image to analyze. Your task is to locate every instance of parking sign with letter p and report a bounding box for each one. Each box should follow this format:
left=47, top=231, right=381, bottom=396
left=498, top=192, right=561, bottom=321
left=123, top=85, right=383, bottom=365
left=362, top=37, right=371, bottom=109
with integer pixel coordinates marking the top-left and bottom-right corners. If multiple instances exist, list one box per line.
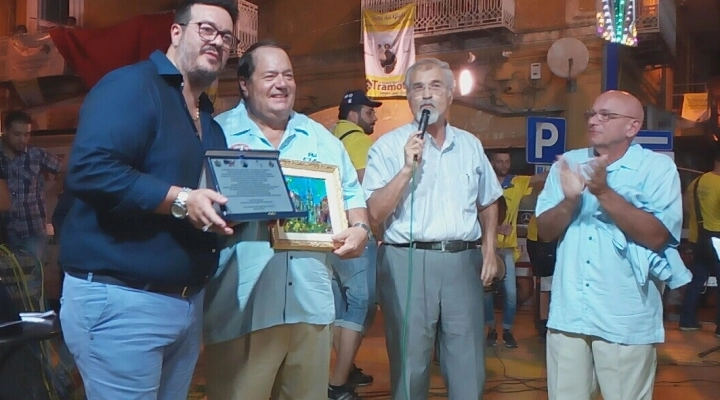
left=526, top=116, right=566, bottom=164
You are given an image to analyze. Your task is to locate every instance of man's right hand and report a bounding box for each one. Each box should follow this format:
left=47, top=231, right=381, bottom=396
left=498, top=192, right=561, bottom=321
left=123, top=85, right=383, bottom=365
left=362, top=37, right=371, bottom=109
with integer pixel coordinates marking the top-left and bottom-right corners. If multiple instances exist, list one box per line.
left=559, top=157, right=585, bottom=201
left=498, top=224, right=513, bottom=236
left=403, top=132, right=425, bottom=169
left=186, top=189, right=233, bottom=235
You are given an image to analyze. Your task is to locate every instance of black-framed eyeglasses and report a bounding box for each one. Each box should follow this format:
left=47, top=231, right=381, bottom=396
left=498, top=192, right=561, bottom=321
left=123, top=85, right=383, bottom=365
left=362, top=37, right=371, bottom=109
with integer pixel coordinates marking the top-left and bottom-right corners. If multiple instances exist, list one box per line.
left=179, top=21, right=237, bottom=51
left=584, top=110, right=637, bottom=122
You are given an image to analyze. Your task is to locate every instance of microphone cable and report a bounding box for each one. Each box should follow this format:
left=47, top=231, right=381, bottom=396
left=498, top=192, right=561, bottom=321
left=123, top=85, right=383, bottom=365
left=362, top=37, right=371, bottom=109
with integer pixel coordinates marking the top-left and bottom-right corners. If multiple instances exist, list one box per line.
left=400, top=116, right=428, bottom=399
left=399, top=158, right=418, bottom=400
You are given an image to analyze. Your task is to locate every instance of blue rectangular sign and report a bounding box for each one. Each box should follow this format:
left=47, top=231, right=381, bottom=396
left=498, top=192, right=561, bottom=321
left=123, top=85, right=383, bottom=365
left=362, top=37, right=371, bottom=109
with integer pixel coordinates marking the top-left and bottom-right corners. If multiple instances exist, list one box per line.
left=632, top=130, right=673, bottom=151
left=526, top=116, right=566, bottom=164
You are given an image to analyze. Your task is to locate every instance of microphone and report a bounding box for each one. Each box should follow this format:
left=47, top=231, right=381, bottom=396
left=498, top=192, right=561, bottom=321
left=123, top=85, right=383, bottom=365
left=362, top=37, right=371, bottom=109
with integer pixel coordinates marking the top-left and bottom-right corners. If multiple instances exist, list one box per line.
left=413, top=109, right=431, bottom=162
left=417, top=109, right=431, bottom=139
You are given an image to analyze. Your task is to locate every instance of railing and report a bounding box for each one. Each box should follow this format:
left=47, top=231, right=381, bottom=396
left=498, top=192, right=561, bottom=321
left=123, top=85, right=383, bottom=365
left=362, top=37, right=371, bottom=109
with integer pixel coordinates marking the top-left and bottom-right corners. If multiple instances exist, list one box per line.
left=635, top=0, right=676, bottom=55
left=360, top=0, right=515, bottom=40
left=234, top=0, right=258, bottom=56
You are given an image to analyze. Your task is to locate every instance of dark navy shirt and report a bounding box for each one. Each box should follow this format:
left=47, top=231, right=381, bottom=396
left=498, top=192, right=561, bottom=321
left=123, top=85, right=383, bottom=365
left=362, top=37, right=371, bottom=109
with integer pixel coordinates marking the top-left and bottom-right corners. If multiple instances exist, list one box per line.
left=59, top=50, right=227, bottom=286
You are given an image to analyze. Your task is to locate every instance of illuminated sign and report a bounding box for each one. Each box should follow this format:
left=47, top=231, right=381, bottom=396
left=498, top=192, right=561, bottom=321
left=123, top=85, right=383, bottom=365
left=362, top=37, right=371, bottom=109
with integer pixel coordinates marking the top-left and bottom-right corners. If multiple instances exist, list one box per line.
left=596, top=0, right=638, bottom=46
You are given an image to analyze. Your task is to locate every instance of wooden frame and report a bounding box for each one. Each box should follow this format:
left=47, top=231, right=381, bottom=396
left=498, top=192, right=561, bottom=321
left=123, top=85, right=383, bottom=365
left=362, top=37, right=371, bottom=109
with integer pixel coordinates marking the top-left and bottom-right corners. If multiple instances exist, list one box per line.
left=270, top=160, right=348, bottom=251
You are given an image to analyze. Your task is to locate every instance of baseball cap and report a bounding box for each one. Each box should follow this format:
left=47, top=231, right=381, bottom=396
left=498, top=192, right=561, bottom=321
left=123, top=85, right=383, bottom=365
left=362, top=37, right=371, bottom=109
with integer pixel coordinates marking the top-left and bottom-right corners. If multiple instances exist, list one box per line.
left=339, top=90, right=382, bottom=110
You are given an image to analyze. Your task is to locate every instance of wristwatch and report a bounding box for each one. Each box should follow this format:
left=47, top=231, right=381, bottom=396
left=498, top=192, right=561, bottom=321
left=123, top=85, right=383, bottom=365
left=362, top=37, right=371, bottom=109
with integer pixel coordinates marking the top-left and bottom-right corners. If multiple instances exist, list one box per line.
left=352, top=222, right=373, bottom=240
left=171, top=187, right=192, bottom=219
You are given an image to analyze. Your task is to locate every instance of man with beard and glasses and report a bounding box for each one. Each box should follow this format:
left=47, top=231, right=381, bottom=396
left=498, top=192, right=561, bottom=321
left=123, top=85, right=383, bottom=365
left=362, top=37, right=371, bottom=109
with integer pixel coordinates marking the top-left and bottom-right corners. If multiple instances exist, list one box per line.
left=325, top=90, right=381, bottom=399
left=203, top=41, right=370, bottom=400
left=536, top=90, right=690, bottom=400
left=484, top=150, right=547, bottom=348
left=363, top=58, right=502, bottom=400
left=57, top=1, right=238, bottom=398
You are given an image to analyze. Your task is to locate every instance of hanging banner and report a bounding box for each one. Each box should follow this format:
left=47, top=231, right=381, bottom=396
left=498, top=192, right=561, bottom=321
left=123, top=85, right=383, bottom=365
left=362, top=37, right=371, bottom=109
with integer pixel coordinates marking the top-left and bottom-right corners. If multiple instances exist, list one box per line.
left=681, top=93, right=710, bottom=122
left=362, top=4, right=416, bottom=98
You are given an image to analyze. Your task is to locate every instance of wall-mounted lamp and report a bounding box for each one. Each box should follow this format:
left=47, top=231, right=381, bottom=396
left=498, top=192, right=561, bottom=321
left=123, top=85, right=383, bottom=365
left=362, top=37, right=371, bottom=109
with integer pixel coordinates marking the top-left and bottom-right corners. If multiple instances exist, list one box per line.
left=458, top=52, right=476, bottom=96
left=459, top=70, right=473, bottom=96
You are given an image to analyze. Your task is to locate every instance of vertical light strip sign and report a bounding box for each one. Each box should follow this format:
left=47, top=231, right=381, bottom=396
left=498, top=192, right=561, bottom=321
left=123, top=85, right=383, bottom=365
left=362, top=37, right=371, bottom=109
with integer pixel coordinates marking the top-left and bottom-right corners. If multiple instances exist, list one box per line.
left=362, top=4, right=416, bottom=98
left=597, top=0, right=637, bottom=91
left=596, top=0, right=638, bottom=46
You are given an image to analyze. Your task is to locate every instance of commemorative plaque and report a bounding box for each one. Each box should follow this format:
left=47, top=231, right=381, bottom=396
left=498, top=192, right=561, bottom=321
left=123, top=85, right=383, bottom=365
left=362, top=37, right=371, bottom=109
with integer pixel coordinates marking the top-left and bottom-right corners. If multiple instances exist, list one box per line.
left=199, top=149, right=308, bottom=222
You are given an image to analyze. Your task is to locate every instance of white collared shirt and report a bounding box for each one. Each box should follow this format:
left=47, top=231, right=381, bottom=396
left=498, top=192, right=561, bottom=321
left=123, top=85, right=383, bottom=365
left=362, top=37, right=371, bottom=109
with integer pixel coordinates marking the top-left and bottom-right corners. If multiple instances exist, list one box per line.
left=363, top=122, right=502, bottom=244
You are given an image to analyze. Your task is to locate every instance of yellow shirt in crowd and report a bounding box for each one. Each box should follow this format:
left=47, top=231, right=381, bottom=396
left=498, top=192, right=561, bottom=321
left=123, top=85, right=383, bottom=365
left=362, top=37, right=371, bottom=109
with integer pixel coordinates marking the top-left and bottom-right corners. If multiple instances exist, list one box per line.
left=331, top=120, right=374, bottom=170
left=686, top=173, right=720, bottom=242
left=498, top=175, right=532, bottom=259
left=527, top=214, right=538, bottom=242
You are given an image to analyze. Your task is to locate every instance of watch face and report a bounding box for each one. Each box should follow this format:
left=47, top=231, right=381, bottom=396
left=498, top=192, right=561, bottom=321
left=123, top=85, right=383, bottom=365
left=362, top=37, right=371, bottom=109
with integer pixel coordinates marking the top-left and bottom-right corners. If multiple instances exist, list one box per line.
left=171, top=204, right=186, bottom=219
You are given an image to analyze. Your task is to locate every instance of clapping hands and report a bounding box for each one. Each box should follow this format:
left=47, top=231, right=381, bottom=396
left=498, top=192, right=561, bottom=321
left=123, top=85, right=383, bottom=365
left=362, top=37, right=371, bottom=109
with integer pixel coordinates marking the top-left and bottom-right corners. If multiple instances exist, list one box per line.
left=580, top=155, right=610, bottom=196
left=558, top=157, right=585, bottom=201
left=557, top=154, right=611, bottom=200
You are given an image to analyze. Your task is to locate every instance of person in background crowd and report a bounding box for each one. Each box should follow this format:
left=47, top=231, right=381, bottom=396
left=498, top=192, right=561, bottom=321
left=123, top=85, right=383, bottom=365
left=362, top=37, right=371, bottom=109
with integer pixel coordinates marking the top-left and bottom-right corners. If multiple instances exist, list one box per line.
left=525, top=213, right=557, bottom=341
left=484, top=150, right=546, bottom=348
left=679, top=144, right=720, bottom=336
left=327, top=89, right=382, bottom=399
left=1, top=110, right=61, bottom=260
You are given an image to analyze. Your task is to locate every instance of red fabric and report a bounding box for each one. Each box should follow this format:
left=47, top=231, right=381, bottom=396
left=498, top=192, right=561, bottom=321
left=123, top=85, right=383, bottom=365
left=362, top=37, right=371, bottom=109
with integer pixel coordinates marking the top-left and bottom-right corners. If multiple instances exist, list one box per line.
left=49, top=12, right=175, bottom=89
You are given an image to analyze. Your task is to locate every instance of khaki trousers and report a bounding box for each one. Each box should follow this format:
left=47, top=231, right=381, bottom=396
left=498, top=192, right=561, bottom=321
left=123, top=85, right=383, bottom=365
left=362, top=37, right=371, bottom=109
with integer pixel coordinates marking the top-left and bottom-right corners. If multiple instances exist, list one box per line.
left=546, top=329, right=657, bottom=400
left=204, top=323, right=332, bottom=400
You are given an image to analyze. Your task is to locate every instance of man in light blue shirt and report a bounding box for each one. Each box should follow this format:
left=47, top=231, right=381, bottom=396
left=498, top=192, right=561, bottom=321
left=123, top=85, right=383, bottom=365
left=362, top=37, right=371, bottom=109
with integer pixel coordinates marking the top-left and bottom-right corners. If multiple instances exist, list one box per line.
left=363, top=58, right=502, bottom=400
left=536, top=90, right=687, bottom=400
left=202, top=41, right=371, bottom=400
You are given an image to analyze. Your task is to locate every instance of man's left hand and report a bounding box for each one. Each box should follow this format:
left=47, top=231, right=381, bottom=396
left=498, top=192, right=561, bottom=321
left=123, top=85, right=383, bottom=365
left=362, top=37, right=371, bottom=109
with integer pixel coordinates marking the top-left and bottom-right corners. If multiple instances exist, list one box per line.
left=331, top=226, right=368, bottom=259
left=582, top=155, right=610, bottom=196
left=480, top=251, right=498, bottom=287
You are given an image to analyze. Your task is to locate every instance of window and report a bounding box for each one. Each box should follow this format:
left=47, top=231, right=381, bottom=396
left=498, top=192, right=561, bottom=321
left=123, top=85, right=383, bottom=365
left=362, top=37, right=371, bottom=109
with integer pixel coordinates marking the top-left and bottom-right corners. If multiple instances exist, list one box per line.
left=26, top=0, right=83, bottom=32
left=40, top=0, right=69, bottom=25
left=641, top=0, right=659, bottom=15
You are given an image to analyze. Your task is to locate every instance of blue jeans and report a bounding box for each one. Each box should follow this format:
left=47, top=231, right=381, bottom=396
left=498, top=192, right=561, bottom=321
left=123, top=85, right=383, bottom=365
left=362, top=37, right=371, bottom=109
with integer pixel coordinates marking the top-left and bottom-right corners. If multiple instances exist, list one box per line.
left=60, top=273, right=203, bottom=400
left=330, top=240, right=378, bottom=333
left=484, top=248, right=517, bottom=330
left=7, top=232, right=47, bottom=262
left=680, top=240, right=720, bottom=326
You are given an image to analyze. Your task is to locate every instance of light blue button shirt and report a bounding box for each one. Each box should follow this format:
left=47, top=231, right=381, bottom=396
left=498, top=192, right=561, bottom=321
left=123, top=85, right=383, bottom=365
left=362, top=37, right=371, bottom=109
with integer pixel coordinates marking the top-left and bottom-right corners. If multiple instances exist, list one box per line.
left=203, top=102, right=366, bottom=345
left=536, top=144, right=682, bottom=345
left=362, top=122, right=502, bottom=243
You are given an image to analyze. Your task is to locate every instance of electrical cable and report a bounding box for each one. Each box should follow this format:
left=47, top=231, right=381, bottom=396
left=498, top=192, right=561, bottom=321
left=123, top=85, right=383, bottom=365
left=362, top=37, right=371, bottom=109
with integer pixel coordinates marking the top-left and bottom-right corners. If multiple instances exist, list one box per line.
left=398, top=159, right=418, bottom=400
left=355, top=343, right=720, bottom=398
left=398, top=112, right=428, bottom=400
left=0, top=244, right=80, bottom=400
